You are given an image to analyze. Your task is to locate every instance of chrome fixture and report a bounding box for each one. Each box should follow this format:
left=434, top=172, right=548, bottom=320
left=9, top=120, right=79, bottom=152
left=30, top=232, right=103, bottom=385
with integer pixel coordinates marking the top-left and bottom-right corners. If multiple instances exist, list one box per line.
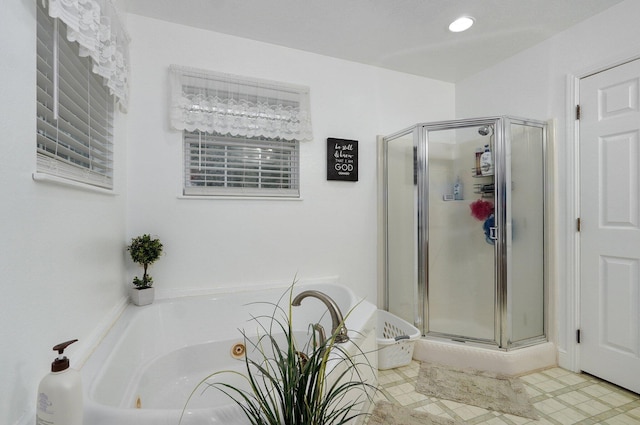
left=478, top=125, right=493, bottom=136
left=292, top=290, right=349, bottom=343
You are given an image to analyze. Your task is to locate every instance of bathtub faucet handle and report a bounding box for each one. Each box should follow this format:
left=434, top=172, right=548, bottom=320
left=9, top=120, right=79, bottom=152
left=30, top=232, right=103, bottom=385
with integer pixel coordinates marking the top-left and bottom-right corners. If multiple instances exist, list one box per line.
left=312, top=323, right=326, bottom=348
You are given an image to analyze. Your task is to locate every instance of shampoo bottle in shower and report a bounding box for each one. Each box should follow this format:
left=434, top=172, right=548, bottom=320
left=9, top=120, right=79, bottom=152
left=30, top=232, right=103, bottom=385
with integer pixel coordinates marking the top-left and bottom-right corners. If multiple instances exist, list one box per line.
left=36, top=339, right=83, bottom=425
left=453, top=176, right=463, bottom=200
left=480, top=144, right=493, bottom=176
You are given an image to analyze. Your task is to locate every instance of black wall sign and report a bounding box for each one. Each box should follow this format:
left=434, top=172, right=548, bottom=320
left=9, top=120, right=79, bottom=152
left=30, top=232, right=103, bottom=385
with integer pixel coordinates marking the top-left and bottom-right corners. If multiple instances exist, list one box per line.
left=327, top=138, right=358, bottom=182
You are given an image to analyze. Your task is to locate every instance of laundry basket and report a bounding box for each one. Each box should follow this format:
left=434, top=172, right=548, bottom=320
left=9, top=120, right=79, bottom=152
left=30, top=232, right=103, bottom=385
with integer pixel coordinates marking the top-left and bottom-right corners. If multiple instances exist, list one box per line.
left=376, top=310, right=421, bottom=370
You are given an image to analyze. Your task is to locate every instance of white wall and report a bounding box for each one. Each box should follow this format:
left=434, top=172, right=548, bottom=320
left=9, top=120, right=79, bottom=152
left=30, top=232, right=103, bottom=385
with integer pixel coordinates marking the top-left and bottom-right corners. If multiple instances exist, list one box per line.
left=1, top=4, right=453, bottom=422
left=0, top=1, right=129, bottom=424
left=125, top=14, right=455, bottom=303
left=15, top=0, right=635, bottom=420
left=455, top=0, right=640, bottom=369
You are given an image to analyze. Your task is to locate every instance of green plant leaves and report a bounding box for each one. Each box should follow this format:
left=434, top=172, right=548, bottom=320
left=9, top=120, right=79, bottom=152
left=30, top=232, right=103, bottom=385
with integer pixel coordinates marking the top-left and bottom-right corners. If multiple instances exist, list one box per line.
left=180, top=283, right=377, bottom=425
left=127, top=234, right=163, bottom=288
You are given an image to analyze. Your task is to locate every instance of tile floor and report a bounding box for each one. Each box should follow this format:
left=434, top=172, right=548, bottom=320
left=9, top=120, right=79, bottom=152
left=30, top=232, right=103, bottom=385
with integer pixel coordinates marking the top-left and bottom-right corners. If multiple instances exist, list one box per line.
left=375, top=361, right=640, bottom=425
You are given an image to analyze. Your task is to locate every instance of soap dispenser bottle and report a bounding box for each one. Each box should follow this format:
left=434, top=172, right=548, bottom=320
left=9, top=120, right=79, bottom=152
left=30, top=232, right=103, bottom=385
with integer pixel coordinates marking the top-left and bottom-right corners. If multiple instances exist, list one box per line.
left=36, top=339, right=83, bottom=425
left=453, top=176, right=463, bottom=200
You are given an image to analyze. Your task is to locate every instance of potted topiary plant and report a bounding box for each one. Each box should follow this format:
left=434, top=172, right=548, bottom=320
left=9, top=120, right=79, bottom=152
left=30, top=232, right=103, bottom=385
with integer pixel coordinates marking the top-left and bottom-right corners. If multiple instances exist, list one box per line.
left=127, top=234, right=163, bottom=306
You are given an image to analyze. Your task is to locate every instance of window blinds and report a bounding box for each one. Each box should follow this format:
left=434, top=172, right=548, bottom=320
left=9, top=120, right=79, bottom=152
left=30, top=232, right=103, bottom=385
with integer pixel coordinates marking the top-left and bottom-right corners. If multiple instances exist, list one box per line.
left=184, top=132, right=300, bottom=197
left=36, top=3, right=114, bottom=189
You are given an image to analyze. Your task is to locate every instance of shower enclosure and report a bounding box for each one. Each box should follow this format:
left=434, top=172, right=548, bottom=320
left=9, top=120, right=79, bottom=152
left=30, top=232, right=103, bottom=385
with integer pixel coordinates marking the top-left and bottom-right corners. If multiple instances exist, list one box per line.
left=381, top=116, right=547, bottom=350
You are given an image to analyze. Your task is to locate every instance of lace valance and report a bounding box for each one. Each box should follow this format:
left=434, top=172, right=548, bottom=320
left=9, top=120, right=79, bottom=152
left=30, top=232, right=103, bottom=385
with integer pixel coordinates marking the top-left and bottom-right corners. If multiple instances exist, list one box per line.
left=169, top=65, right=313, bottom=142
left=46, top=0, right=130, bottom=110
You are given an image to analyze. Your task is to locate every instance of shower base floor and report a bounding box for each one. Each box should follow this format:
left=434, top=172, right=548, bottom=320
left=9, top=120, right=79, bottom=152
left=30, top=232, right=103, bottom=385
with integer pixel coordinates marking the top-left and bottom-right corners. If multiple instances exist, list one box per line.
left=413, top=338, right=556, bottom=376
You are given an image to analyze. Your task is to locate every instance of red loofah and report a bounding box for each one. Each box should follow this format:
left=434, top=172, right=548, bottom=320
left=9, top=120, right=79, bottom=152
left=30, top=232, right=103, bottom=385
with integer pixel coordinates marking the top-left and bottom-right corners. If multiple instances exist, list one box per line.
left=470, top=199, right=494, bottom=221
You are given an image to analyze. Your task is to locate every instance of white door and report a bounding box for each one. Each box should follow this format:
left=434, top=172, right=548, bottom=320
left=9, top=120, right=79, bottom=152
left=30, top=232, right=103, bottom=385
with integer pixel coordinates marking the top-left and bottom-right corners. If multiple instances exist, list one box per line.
left=580, top=58, right=640, bottom=394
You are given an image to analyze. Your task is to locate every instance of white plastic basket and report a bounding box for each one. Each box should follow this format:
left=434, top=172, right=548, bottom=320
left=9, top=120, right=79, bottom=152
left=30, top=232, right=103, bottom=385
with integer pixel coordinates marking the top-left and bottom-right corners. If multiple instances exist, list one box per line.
left=376, top=310, right=421, bottom=370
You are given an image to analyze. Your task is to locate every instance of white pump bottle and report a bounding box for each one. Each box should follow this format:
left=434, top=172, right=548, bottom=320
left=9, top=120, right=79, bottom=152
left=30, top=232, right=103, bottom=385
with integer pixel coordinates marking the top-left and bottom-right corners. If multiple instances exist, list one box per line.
left=36, top=339, right=83, bottom=425
left=480, top=144, right=493, bottom=176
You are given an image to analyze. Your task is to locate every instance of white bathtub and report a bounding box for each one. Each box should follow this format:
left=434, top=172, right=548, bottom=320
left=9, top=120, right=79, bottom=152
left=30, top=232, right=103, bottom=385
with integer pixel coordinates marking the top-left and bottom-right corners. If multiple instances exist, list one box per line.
left=81, top=282, right=378, bottom=425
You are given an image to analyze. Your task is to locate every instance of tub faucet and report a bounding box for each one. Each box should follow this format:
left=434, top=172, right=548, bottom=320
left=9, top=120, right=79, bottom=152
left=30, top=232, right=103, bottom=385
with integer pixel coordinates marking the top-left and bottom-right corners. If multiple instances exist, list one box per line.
left=292, top=290, right=349, bottom=343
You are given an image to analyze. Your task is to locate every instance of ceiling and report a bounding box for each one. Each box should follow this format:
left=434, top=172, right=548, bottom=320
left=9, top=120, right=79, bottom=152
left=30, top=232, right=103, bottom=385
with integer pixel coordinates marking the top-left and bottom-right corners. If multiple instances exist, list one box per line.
left=125, top=0, right=624, bottom=82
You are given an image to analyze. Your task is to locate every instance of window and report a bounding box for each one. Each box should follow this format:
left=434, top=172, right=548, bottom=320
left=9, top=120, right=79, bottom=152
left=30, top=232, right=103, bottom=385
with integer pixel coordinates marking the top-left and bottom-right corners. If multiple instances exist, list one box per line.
left=184, top=132, right=299, bottom=197
left=170, top=66, right=313, bottom=198
left=36, top=1, right=129, bottom=189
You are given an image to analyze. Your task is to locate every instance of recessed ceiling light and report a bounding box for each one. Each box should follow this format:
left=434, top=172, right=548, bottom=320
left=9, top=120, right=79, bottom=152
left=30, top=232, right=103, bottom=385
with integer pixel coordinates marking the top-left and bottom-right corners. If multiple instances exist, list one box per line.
left=449, top=16, right=474, bottom=33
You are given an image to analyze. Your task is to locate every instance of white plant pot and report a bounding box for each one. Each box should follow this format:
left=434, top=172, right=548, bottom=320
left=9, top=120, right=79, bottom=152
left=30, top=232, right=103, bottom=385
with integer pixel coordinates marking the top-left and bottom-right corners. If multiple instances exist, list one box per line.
left=130, top=287, right=155, bottom=306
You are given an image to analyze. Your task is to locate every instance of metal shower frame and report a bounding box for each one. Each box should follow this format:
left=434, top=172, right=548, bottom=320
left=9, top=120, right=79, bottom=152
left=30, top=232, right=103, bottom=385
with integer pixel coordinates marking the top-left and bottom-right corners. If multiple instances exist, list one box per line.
left=381, top=116, right=548, bottom=350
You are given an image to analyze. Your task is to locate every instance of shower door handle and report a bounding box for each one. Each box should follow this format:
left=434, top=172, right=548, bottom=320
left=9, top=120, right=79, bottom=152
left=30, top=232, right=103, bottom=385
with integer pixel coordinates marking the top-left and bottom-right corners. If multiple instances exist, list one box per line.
left=489, top=226, right=497, bottom=241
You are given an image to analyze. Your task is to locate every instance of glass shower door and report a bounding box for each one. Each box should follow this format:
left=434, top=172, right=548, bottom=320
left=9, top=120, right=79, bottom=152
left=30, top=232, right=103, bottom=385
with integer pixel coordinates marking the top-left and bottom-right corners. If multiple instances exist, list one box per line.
left=506, top=119, right=546, bottom=347
left=384, top=129, right=420, bottom=326
left=425, top=123, right=498, bottom=344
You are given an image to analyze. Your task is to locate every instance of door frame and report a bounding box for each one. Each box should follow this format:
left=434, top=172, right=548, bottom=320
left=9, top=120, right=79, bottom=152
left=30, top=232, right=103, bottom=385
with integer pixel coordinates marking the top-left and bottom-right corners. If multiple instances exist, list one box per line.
left=564, top=51, right=640, bottom=373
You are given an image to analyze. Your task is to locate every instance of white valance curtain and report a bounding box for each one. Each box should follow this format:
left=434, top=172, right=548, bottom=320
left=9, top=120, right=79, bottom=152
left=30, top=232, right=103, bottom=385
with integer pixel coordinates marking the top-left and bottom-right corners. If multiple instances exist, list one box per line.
left=169, top=65, right=313, bottom=142
left=45, top=0, right=130, bottom=109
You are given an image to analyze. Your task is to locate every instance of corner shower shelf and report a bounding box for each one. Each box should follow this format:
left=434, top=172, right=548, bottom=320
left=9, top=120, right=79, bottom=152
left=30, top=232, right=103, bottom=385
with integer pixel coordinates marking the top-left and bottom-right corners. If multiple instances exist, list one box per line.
left=471, top=167, right=494, bottom=178
left=474, top=183, right=494, bottom=197
left=472, top=168, right=494, bottom=197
